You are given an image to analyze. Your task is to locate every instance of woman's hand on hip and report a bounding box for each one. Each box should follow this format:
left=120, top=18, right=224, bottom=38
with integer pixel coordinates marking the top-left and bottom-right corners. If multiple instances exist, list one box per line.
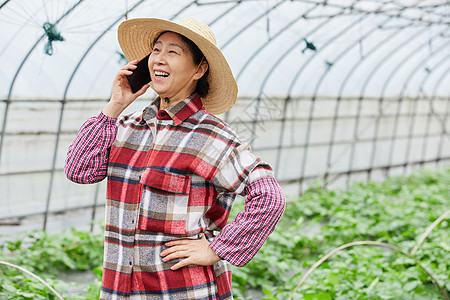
left=103, top=60, right=150, bottom=118
left=161, top=235, right=221, bottom=270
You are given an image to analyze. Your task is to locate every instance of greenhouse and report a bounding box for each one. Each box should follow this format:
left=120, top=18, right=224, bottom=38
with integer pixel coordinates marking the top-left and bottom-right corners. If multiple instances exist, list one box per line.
left=0, top=0, right=449, bottom=299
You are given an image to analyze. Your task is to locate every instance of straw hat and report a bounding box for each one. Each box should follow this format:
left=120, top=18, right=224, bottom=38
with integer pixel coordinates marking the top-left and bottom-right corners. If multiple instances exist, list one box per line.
left=118, top=18, right=238, bottom=115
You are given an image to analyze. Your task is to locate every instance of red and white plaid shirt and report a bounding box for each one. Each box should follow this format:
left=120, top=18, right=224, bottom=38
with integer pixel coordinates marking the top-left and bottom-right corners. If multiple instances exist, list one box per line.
left=65, top=94, right=285, bottom=299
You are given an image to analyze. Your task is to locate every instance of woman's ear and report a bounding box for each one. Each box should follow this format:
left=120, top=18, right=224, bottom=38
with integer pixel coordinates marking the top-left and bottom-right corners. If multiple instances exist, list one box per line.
left=194, top=61, right=208, bottom=80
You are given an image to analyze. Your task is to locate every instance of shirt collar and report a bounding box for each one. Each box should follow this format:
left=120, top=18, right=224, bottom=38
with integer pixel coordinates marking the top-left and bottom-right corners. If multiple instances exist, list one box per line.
left=142, top=93, right=203, bottom=126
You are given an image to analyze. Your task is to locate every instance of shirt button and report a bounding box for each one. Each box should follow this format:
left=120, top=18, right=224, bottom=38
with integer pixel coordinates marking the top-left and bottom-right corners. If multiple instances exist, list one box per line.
left=129, top=261, right=132, bottom=266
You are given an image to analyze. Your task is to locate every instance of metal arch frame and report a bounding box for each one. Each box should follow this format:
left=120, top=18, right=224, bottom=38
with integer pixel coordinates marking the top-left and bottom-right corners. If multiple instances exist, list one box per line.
left=219, top=0, right=287, bottom=49
left=0, top=1, right=448, bottom=224
left=228, top=2, right=323, bottom=174
left=385, top=38, right=450, bottom=175
left=203, top=0, right=243, bottom=115
left=417, top=56, right=450, bottom=168
left=64, top=0, right=146, bottom=99
left=295, top=0, right=449, bottom=29
left=285, top=13, right=379, bottom=193
left=302, top=15, right=398, bottom=187
left=433, top=70, right=450, bottom=165
left=59, top=0, right=242, bottom=231
left=377, top=28, right=450, bottom=173
left=0, top=0, right=246, bottom=226
left=266, top=13, right=354, bottom=95
left=369, top=46, right=448, bottom=178
left=265, top=5, right=448, bottom=191
left=363, top=26, right=436, bottom=179
left=216, top=0, right=291, bottom=123
left=43, top=0, right=202, bottom=231
left=218, top=0, right=290, bottom=122
left=0, top=4, right=44, bottom=61
left=338, top=24, right=404, bottom=185
left=268, top=12, right=359, bottom=180
left=282, top=2, right=446, bottom=189
left=364, top=43, right=450, bottom=177
left=0, top=0, right=11, bottom=10
left=236, top=4, right=328, bottom=148
left=429, top=56, right=450, bottom=165
left=397, top=43, right=450, bottom=175
left=170, top=0, right=198, bottom=20
left=0, top=0, right=85, bottom=168
left=252, top=12, right=346, bottom=160
left=63, top=0, right=200, bottom=100
left=264, top=11, right=358, bottom=179
left=241, top=6, right=350, bottom=175
left=52, top=0, right=246, bottom=231
left=235, top=3, right=321, bottom=81
left=429, top=61, right=450, bottom=98
left=4, top=0, right=245, bottom=229
left=400, top=45, right=450, bottom=172
left=207, top=0, right=242, bottom=27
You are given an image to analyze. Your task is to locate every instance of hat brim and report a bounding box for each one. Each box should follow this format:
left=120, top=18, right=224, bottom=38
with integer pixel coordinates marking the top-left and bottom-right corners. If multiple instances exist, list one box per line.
left=118, top=18, right=238, bottom=115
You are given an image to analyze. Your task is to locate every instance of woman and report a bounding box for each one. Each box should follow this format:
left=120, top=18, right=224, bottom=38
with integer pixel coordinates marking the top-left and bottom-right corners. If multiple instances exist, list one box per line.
left=65, top=17, right=285, bottom=300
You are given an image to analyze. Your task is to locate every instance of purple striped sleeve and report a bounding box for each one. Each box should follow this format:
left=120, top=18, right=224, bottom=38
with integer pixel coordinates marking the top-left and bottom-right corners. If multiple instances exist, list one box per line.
left=65, top=112, right=118, bottom=184
left=210, top=177, right=286, bottom=267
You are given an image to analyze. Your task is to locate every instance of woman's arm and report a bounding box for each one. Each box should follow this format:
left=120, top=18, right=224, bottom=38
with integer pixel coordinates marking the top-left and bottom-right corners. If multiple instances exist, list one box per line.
left=160, top=123, right=285, bottom=268
left=64, top=112, right=118, bottom=184
left=209, top=177, right=286, bottom=267
left=160, top=176, right=285, bottom=268
left=65, top=60, right=149, bottom=184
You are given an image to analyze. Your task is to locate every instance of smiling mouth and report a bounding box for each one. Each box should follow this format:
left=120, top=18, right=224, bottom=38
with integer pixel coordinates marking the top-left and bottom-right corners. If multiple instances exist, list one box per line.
left=155, top=70, right=169, bottom=78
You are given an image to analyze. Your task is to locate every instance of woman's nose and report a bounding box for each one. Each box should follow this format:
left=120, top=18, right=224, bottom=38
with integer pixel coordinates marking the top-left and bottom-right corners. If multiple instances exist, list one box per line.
left=153, top=52, right=167, bottom=65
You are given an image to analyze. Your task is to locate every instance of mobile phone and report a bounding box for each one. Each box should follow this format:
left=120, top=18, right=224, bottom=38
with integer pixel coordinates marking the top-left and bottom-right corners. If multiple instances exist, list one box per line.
left=125, top=54, right=151, bottom=93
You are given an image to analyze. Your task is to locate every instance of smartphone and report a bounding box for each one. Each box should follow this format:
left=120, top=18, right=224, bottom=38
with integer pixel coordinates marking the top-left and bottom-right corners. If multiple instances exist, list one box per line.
left=125, top=54, right=151, bottom=93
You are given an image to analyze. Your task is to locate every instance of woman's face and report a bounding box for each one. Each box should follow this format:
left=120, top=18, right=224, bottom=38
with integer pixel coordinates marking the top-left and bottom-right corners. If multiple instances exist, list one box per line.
left=148, top=32, right=205, bottom=102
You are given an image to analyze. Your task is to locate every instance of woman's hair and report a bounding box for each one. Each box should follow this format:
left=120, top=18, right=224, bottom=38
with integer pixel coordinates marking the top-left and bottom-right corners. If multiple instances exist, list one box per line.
left=153, top=31, right=210, bottom=98
left=179, top=35, right=209, bottom=98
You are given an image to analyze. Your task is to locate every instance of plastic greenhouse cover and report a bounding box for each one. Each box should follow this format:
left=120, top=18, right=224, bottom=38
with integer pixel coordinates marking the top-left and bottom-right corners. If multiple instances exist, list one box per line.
left=0, top=0, right=448, bottom=100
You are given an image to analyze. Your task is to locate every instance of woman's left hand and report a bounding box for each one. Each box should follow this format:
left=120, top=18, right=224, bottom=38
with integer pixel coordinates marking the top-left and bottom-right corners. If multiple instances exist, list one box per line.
left=161, top=235, right=221, bottom=270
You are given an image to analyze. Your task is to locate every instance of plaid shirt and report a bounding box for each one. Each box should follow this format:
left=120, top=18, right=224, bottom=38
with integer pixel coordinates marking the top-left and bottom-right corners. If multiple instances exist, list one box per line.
left=65, top=94, right=285, bottom=299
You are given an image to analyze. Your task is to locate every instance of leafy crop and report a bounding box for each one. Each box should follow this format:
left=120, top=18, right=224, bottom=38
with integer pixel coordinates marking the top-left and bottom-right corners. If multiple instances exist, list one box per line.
left=0, top=228, right=103, bottom=299
left=0, top=167, right=448, bottom=299
left=231, top=167, right=450, bottom=299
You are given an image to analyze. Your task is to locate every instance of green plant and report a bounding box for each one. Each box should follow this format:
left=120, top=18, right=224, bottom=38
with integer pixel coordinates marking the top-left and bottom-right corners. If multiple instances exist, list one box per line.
left=0, top=228, right=104, bottom=299
left=0, top=167, right=448, bottom=299
left=231, top=167, right=450, bottom=299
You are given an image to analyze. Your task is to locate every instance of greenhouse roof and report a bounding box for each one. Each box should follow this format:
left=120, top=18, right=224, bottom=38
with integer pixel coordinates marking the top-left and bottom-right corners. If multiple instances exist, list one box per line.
left=0, top=0, right=449, bottom=100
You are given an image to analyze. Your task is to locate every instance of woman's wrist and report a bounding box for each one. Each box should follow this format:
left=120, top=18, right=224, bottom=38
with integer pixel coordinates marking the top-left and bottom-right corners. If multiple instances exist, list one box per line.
left=102, top=100, right=126, bottom=118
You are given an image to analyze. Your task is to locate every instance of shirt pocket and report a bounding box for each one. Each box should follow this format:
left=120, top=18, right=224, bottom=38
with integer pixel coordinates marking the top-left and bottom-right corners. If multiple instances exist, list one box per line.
left=138, top=168, right=191, bottom=235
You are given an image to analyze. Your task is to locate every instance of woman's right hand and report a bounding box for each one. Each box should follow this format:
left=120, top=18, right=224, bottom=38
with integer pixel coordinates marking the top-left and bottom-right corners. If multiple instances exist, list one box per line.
left=103, top=60, right=150, bottom=118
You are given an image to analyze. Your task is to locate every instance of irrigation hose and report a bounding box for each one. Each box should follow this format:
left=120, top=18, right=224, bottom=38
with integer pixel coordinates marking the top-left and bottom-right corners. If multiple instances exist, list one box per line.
left=289, top=210, right=450, bottom=300
left=411, top=209, right=450, bottom=255
left=0, top=260, right=64, bottom=300
left=0, top=212, right=447, bottom=300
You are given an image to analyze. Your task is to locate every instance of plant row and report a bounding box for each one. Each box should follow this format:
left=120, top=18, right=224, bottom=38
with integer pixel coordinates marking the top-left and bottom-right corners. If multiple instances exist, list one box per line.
left=0, top=167, right=449, bottom=299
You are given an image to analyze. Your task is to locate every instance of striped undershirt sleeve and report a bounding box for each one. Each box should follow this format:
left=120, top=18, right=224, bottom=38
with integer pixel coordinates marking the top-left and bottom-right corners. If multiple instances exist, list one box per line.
left=65, top=112, right=118, bottom=184
left=210, top=177, right=286, bottom=267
